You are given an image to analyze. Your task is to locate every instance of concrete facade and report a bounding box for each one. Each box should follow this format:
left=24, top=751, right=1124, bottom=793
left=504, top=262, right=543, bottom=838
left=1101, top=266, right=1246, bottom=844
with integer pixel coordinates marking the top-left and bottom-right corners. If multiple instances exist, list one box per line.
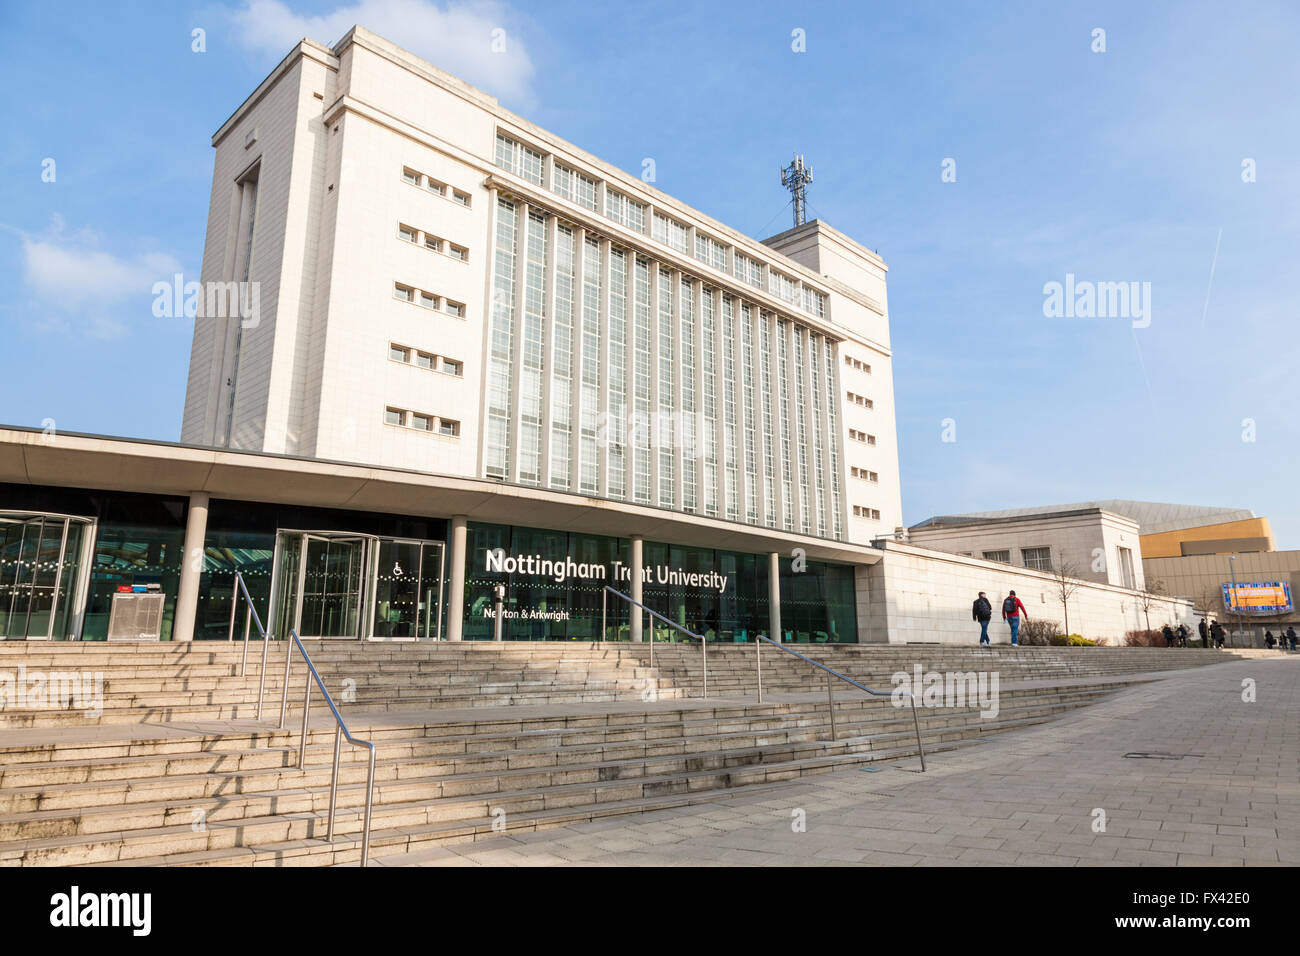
left=906, top=508, right=1145, bottom=590
left=861, top=541, right=1196, bottom=645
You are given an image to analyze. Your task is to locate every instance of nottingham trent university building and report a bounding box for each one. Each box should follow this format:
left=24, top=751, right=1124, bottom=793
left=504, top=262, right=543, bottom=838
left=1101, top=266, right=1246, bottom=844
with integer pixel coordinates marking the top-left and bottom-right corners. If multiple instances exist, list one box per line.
left=0, top=26, right=906, bottom=647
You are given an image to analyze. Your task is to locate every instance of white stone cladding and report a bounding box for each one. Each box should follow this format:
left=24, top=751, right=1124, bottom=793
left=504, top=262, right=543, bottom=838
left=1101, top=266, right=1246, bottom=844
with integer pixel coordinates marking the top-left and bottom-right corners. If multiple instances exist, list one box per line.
left=180, top=26, right=901, bottom=544
left=861, top=541, right=1196, bottom=645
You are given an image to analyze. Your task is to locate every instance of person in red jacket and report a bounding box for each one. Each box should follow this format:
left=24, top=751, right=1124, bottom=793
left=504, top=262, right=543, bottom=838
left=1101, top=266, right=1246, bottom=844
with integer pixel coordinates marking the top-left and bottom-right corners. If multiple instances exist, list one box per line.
left=1002, top=590, right=1028, bottom=646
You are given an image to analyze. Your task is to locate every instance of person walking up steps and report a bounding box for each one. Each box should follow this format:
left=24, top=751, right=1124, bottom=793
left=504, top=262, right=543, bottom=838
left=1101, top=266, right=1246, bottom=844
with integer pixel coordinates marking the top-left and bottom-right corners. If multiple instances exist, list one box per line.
left=1002, top=590, right=1028, bottom=646
left=972, top=591, right=993, bottom=646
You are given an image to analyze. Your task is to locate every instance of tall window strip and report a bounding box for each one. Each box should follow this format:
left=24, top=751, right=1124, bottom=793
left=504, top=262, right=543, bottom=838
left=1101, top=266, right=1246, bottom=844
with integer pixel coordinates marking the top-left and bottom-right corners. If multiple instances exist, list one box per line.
left=679, top=277, right=697, bottom=513
left=792, top=327, right=812, bottom=535
left=758, top=312, right=778, bottom=527
left=700, top=288, right=719, bottom=517
left=776, top=319, right=794, bottom=531
left=808, top=333, right=828, bottom=537
left=606, top=248, right=628, bottom=498
left=824, top=339, right=844, bottom=540
left=740, top=304, right=758, bottom=525
left=518, top=208, right=549, bottom=485
left=656, top=270, right=676, bottom=507
left=721, top=297, right=739, bottom=522
left=549, top=223, right=576, bottom=490
left=495, top=132, right=544, bottom=185
left=606, top=190, right=645, bottom=232
left=554, top=163, right=597, bottom=211
left=653, top=213, right=690, bottom=254
left=632, top=258, right=653, bottom=504
left=695, top=234, right=727, bottom=271
left=734, top=252, right=762, bottom=288
left=578, top=236, right=602, bottom=496
left=486, top=198, right=518, bottom=479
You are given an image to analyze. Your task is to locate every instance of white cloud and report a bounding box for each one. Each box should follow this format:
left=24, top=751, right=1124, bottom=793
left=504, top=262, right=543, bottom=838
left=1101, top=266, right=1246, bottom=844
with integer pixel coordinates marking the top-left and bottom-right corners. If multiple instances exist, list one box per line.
left=18, top=218, right=183, bottom=340
left=228, top=0, right=536, bottom=106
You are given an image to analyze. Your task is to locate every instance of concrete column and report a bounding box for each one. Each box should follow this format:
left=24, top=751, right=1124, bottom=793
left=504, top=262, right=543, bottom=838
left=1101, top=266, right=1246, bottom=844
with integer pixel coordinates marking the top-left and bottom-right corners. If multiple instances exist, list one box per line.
left=445, top=515, right=468, bottom=641
left=630, top=534, right=644, bottom=642
left=768, top=551, right=782, bottom=643
left=172, top=492, right=210, bottom=642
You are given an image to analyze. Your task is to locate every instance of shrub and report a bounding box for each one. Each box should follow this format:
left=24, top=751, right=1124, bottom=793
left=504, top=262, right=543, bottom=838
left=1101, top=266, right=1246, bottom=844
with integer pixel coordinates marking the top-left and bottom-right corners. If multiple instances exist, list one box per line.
left=1124, top=629, right=1161, bottom=647
left=1018, top=619, right=1062, bottom=646
left=1065, top=634, right=1096, bottom=646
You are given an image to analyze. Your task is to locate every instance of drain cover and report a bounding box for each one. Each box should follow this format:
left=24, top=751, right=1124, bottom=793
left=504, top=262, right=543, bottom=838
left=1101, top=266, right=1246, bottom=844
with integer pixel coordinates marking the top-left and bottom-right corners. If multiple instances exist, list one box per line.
left=1123, top=752, right=1204, bottom=760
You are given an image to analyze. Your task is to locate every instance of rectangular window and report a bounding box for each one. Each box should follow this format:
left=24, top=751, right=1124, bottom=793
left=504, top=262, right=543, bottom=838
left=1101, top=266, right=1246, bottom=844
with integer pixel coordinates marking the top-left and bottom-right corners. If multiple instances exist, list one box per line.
left=424, top=235, right=443, bottom=253
left=452, top=190, right=471, bottom=207
left=605, top=190, right=646, bottom=232
left=419, top=290, right=438, bottom=309
left=445, top=299, right=465, bottom=318
left=389, top=345, right=409, bottom=363
left=733, top=252, right=762, bottom=287
left=385, top=407, right=405, bottom=426
left=1022, top=547, right=1053, bottom=572
left=1117, top=547, right=1136, bottom=588
left=441, top=358, right=463, bottom=376
left=402, top=167, right=420, bottom=185
left=394, top=283, right=414, bottom=302
left=398, top=224, right=418, bottom=243
left=694, top=233, right=727, bottom=271
left=495, top=132, right=545, bottom=185
left=415, top=352, right=435, bottom=369
left=439, top=418, right=460, bottom=437
left=553, top=163, right=598, bottom=211
left=983, top=550, right=1011, bottom=564
left=447, top=243, right=468, bottom=261
left=768, top=270, right=800, bottom=304
left=410, top=413, right=433, bottom=432
left=802, top=287, right=826, bottom=318
left=426, top=178, right=446, bottom=197
left=653, top=212, right=690, bottom=253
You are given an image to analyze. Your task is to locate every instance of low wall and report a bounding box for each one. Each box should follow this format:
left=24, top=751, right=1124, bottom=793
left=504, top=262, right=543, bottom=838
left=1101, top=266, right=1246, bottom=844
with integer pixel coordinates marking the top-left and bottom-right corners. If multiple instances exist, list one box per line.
left=858, top=540, right=1198, bottom=645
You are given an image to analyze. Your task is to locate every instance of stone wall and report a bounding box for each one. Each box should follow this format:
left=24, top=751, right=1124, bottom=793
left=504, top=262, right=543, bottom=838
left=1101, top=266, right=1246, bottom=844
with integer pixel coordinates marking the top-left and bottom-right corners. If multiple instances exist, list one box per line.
left=859, top=540, right=1197, bottom=645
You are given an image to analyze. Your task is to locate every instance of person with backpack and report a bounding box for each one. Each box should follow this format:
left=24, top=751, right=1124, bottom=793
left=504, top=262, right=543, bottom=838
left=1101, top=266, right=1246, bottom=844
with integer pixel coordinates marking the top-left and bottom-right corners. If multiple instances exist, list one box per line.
left=1176, top=623, right=1188, bottom=647
left=1001, top=590, right=1028, bottom=646
left=1162, top=624, right=1175, bottom=647
left=1265, top=631, right=1276, bottom=650
left=972, top=591, right=993, bottom=646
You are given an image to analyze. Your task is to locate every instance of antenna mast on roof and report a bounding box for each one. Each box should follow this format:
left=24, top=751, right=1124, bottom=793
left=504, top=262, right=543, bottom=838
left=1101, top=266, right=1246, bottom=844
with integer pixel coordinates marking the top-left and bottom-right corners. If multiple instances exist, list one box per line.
left=780, top=154, right=813, bottom=228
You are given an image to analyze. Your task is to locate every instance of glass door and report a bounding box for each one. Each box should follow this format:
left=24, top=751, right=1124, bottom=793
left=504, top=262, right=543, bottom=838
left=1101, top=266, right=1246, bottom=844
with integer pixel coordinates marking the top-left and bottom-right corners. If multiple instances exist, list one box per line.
left=0, top=514, right=91, bottom=640
left=270, top=531, right=371, bottom=640
left=371, top=539, right=445, bottom=640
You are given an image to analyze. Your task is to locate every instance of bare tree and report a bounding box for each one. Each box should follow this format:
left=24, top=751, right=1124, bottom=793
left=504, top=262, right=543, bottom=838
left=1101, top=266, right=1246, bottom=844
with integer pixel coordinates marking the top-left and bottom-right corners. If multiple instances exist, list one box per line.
left=1193, top=585, right=1221, bottom=622
left=1137, top=578, right=1166, bottom=633
left=1049, top=550, right=1085, bottom=639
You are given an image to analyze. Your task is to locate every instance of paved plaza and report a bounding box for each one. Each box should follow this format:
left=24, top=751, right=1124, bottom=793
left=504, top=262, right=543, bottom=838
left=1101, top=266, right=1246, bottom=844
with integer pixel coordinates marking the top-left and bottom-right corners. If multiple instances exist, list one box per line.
left=375, top=656, right=1300, bottom=866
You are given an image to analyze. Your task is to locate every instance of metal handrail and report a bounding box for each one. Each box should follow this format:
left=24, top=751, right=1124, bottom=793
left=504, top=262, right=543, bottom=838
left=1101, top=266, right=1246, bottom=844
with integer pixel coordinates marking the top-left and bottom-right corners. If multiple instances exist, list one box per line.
left=755, top=635, right=926, bottom=772
left=227, top=572, right=273, bottom=719
left=284, top=628, right=378, bottom=867
left=226, top=572, right=378, bottom=865
left=603, top=585, right=707, bottom=698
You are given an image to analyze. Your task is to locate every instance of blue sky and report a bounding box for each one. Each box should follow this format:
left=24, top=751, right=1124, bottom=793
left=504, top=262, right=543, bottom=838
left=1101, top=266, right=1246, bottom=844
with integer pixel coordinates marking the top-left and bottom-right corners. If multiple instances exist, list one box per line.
left=1, top=1, right=1297, bottom=544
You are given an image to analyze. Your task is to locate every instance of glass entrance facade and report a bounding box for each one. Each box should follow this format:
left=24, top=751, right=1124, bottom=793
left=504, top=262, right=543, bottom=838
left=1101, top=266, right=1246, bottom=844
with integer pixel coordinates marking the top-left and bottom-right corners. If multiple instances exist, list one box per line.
left=463, top=521, right=858, bottom=642
left=0, top=512, right=93, bottom=640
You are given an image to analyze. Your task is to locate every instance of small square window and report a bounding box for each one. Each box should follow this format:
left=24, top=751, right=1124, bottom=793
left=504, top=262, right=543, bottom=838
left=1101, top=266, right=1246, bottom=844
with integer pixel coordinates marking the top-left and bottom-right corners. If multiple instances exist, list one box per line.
left=394, top=284, right=414, bottom=302
left=402, top=168, right=420, bottom=185
left=439, top=418, right=460, bottom=437
left=385, top=407, right=405, bottom=426
left=415, top=352, right=434, bottom=369
left=398, top=224, right=418, bottom=243
left=420, top=291, right=438, bottom=309
left=441, top=358, right=462, bottom=376
left=410, top=414, right=433, bottom=432
left=452, top=190, right=471, bottom=207
left=389, top=345, right=409, bottom=362
left=448, top=244, right=468, bottom=261
left=424, top=235, right=442, bottom=253
left=426, top=179, right=445, bottom=196
left=445, top=300, right=465, bottom=318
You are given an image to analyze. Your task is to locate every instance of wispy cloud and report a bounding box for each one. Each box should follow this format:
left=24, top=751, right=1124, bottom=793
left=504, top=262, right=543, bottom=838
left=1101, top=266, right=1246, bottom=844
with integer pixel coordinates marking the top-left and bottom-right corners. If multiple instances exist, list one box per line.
left=226, top=0, right=536, bottom=106
left=15, top=216, right=182, bottom=339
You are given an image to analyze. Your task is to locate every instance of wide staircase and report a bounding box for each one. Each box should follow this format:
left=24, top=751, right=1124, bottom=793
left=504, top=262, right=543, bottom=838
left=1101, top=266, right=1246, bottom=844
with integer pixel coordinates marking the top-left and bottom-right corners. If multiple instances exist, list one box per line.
left=0, top=639, right=1279, bottom=866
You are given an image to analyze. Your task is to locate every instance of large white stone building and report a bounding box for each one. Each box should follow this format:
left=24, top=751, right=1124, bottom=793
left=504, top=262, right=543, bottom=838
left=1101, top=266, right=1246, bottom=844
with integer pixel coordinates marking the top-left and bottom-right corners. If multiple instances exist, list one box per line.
left=180, top=26, right=902, bottom=544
